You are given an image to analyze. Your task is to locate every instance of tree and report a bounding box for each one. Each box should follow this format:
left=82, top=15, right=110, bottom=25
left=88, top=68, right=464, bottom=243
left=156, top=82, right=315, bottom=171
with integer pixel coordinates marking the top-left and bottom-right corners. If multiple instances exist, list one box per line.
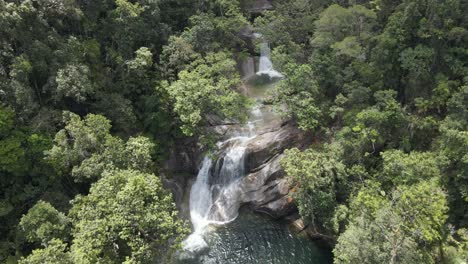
left=46, top=112, right=155, bottom=181
left=165, top=52, right=248, bottom=137
left=311, top=4, right=376, bottom=49
left=335, top=180, right=448, bottom=263
left=0, top=110, right=25, bottom=173
left=271, top=63, right=323, bottom=131
left=337, top=90, right=408, bottom=164
left=19, top=201, right=70, bottom=246
left=159, top=35, right=200, bottom=81
left=437, top=85, right=468, bottom=222
left=19, top=239, right=72, bottom=264
left=282, top=143, right=348, bottom=234
left=54, top=63, right=95, bottom=103
left=380, top=150, right=439, bottom=187
left=253, top=0, right=317, bottom=47
left=69, top=169, right=188, bottom=263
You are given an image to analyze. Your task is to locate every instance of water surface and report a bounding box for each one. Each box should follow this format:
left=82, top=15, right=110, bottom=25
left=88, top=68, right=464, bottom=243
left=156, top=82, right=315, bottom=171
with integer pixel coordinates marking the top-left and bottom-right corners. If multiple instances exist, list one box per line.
left=177, top=209, right=333, bottom=264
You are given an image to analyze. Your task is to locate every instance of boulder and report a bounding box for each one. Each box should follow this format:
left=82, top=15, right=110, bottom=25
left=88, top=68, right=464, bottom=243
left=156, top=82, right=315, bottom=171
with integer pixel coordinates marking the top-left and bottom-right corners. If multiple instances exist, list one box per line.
left=239, top=155, right=296, bottom=218
left=245, top=124, right=303, bottom=172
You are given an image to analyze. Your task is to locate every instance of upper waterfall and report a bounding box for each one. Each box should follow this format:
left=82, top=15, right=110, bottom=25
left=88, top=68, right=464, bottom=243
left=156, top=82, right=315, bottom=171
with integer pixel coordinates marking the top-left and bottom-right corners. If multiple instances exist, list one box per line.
left=256, top=41, right=283, bottom=79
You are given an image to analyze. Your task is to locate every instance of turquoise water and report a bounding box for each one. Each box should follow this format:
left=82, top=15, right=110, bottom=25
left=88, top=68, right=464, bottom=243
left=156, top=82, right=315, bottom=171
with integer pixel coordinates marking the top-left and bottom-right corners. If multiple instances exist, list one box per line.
left=176, top=209, right=333, bottom=264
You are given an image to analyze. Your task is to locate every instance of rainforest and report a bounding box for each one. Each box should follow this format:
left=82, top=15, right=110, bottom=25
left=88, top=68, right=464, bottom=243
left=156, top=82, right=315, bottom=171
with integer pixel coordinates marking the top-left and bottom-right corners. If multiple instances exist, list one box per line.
left=0, top=0, right=467, bottom=263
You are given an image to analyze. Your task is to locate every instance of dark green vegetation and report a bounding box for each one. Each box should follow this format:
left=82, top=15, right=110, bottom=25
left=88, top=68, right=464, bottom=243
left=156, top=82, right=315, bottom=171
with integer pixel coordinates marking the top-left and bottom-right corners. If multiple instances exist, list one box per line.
left=266, top=0, right=468, bottom=263
left=0, top=0, right=251, bottom=262
left=0, top=0, right=467, bottom=263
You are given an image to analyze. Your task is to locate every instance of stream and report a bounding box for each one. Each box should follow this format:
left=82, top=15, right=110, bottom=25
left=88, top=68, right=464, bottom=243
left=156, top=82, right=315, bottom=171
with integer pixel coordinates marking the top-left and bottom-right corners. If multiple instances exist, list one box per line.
left=176, top=40, right=332, bottom=263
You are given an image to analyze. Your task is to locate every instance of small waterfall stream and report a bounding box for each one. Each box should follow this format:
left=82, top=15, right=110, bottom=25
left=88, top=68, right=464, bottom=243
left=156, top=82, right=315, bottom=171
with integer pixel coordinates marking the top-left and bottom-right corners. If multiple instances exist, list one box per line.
left=185, top=37, right=285, bottom=252
left=184, top=110, right=258, bottom=252
left=256, top=38, right=283, bottom=79
left=179, top=39, right=331, bottom=263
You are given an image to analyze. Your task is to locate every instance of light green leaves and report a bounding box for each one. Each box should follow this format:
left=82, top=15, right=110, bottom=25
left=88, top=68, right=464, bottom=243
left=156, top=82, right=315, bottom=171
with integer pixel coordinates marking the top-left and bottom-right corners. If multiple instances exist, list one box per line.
left=165, top=52, right=248, bottom=137
left=19, top=201, right=70, bottom=245
left=19, top=239, right=72, bottom=264
left=69, top=169, right=188, bottom=263
left=335, top=180, right=448, bottom=263
left=46, top=112, right=154, bottom=181
left=55, top=64, right=95, bottom=103
left=282, top=144, right=347, bottom=233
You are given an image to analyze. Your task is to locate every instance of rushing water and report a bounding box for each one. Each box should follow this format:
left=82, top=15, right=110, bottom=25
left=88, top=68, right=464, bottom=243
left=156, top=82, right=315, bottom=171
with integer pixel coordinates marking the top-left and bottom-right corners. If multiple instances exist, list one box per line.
left=179, top=39, right=331, bottom=263
left=257, top=39, right=283, bottom=79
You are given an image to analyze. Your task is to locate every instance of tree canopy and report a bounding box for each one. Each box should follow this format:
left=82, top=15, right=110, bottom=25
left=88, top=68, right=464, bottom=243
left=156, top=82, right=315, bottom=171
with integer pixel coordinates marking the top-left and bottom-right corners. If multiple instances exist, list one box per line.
left=0, top=0, right=467, bottom=262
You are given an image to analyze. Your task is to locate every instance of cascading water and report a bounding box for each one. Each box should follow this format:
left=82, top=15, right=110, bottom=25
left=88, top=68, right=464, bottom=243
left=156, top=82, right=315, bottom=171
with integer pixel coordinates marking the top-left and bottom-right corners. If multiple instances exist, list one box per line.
left=178, top=37, right=332, bottom=264
left=183, top=35, right=285, bottom=253
left=257, top=42, right=283, bottom=79
left=184, top=113, right=257, bottom=252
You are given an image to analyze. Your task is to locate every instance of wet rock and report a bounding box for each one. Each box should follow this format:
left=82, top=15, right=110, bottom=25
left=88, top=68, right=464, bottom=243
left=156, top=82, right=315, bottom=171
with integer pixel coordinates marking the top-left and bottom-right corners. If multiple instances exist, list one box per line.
left=238, top=155, right=296, bottom=218
left=290, top=218, right=307, bottom=232
left=206, top=114, right=239, bottom=126
left=253, top=196, right=297, bottom=219
left=246, top=0, right=273, bottom=13
left=161, top=173, right=192, bottom=220
left=163, top=138, right=202, bottom=175
left=245, top=124, right=303, bottom=172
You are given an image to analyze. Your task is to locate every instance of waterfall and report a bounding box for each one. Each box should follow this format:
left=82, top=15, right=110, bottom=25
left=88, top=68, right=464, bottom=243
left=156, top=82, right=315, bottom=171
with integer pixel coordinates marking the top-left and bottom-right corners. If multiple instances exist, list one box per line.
left=256, top=42, right=283, bottom=79
left=183, top=107, right=262, bottom=252
left=183, top=34, right=282, bottom=254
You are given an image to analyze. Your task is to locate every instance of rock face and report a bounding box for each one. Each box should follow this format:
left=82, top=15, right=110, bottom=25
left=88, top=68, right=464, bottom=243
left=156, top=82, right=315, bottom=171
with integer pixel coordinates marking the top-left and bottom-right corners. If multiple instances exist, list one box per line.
left=245, top=124, right=303, bottom=172
left=247, top=0, right=273, bottom=14
left=166, top=122, right=309, bottom=222
left=239, top=124, right=307, bottom=218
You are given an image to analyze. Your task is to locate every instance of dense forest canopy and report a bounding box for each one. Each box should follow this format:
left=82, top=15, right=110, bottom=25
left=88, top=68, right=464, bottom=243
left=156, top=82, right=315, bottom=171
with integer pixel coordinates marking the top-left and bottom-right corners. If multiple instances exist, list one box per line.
left=0, top=0, right=467, bottom=263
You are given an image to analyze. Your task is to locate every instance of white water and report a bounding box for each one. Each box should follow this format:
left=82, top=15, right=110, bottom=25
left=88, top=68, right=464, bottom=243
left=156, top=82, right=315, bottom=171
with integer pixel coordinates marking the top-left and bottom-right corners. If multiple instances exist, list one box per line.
left=184, top=132, right=253, bottom=252
left=256, top=42, right=283, bottom=79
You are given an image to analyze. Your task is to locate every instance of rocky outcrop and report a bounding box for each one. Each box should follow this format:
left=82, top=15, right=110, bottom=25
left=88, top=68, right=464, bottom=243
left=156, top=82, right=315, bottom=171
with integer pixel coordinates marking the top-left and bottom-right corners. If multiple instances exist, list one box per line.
left=240, top=155, right=296, bottom=218
left=237, top=123, right=308, bottom=218
left=163, top=137, right=202, bottom=175
left=246, top=0, right=273, bottom=14
left=245, top=124, right=303, bottom=172
left=166, top=122, right=308, bottom=221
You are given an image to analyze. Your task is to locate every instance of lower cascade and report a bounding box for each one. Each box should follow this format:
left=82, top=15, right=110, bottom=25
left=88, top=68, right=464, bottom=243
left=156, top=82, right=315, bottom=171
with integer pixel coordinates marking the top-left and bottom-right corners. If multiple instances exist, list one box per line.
left=184, top=110, right=258, bottom=252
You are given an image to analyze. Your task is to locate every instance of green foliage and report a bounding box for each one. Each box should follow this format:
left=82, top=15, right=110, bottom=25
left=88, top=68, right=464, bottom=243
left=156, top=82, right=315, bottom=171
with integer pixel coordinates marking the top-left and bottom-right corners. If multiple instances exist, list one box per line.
left=1, top=0, right=243, bottom=261
left=0, top=0, right=467, bottom=262
left=160, top=35, right=200, bottom=81
left=311, top=4, right=376, bottom=48
left=271, top=63, right=322, bottom=130
left=0, top=106, right=25, bottom=173
left=282, top=144, right=347, bottom=233
left=337, top=90, right=408, bottom=163
left=126, top=47, right=152, bottom=72
left=165, top=52, right=248, bottom=136
left=19, top=239, right=72, bottom=264
left=380, top=150, right=439, bottom=186
left=46, top=112, right=155, bottom=181
left=54, top=63, right=95, bottom=103
left=19, top=201, right=70, bottom=245
left=335, top=180, right=448, bottom=263
left=69, top=169, right=188, bottom=263
left=254, top=0, right=317, bottom=47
